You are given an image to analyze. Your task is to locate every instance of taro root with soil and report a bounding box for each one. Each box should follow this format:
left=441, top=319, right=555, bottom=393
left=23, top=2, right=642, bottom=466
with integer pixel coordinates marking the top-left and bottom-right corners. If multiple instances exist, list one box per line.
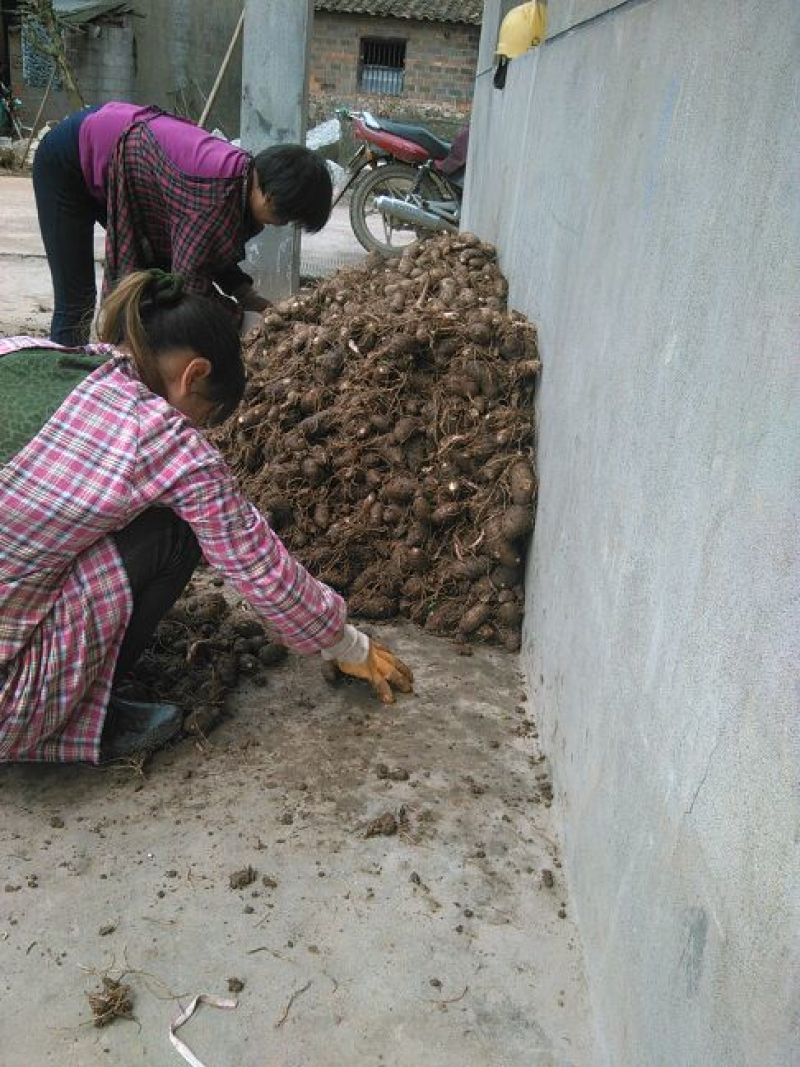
left=117, top=577, right=288, bottom=732
left=213, top=232, right=539, bottom=651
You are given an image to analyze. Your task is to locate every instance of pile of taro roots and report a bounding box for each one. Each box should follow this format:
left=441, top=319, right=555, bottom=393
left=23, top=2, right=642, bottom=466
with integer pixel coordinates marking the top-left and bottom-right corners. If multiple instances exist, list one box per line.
left=212, top=232, right=539, bottom=653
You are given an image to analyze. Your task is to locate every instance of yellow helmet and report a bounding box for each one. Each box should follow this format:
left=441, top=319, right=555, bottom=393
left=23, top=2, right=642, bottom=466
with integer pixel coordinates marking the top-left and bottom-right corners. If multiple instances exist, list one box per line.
left=495, top=1, right=548, bottom=59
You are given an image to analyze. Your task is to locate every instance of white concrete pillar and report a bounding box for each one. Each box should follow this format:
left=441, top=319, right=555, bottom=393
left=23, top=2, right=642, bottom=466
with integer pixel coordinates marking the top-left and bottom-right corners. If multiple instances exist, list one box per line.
left=239, top=0, right=313, bottom=300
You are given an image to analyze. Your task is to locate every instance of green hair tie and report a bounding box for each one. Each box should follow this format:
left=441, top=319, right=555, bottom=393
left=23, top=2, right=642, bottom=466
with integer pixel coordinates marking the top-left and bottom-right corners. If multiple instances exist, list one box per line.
left=146, top=269, right=185, bottom=308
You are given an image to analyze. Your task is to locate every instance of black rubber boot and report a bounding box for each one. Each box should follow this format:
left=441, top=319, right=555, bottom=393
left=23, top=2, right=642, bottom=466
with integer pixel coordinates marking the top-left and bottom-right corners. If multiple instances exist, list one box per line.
left=100, top=695, right=183, bottom=762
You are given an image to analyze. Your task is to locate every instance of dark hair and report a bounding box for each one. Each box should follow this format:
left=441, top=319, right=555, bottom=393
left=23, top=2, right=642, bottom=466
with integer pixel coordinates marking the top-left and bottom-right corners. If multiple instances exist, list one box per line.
left=253, top=144, right=332, bottom=232
left=96, top=271, right=245, bottom=425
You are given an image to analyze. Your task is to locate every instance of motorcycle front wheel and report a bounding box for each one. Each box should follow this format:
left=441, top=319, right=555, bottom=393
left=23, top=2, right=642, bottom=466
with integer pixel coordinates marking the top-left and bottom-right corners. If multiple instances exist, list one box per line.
left=349, top=162, right=455, bottom=256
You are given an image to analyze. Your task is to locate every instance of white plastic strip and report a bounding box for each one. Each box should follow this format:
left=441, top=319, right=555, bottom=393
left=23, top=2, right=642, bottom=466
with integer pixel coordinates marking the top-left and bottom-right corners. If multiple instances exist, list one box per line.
left=169, top=994, right=238, bottom=1067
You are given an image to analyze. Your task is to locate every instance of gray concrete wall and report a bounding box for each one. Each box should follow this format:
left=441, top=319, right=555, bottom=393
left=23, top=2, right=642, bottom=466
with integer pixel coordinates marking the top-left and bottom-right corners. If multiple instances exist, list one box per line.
left=240, top=0, right=312, bottom=300
left=71, top=20, right=135, bottom=105
left=465, top=0, right=800, bottom=1063
left=132, top=0, right=244, bottom=136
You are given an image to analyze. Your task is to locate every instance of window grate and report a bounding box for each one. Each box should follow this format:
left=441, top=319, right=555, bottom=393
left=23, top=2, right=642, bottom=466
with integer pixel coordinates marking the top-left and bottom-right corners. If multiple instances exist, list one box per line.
left=358, top=37, right=406, bottom=96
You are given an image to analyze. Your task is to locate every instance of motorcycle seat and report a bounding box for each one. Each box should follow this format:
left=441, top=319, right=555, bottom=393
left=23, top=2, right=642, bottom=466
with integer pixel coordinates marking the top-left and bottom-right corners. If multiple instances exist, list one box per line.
left=375, top=119, right=451, bottom=160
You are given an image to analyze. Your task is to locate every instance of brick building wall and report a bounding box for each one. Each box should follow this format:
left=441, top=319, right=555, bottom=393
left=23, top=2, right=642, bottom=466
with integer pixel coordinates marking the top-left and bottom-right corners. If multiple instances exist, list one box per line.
left=310, top=12, right=479, bottom=120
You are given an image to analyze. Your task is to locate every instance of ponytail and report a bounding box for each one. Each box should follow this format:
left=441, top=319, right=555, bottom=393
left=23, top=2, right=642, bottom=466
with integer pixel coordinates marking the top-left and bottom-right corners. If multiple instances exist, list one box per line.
left=97, top=271, right=170, bottom=395
left=97, top=270, right=245, bottom=425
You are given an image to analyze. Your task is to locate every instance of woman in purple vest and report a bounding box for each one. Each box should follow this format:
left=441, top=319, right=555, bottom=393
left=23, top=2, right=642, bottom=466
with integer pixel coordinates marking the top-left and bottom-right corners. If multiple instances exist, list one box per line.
left=32, top=102, right=332, bottom=345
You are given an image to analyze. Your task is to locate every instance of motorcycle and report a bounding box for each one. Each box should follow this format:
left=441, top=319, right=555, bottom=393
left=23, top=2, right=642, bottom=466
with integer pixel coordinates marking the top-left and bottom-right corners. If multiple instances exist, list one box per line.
left=334, top=109, right=465, bottom=256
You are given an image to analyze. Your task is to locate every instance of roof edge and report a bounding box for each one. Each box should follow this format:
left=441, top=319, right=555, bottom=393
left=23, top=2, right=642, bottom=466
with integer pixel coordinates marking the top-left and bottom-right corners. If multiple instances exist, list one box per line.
left=314, top=2, right=482, bottom=27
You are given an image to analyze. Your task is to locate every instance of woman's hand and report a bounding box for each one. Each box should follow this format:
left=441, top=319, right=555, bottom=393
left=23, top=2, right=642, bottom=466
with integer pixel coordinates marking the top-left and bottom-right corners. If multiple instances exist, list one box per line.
left=237, top=286, right=271, bottom=313
left=336, top=640, right=414, bottom=705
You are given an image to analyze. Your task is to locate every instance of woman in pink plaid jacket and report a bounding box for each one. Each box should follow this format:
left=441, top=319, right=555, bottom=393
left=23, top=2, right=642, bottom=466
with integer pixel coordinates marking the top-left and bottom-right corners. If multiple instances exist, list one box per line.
left=0, top=271, right=412, bottom=764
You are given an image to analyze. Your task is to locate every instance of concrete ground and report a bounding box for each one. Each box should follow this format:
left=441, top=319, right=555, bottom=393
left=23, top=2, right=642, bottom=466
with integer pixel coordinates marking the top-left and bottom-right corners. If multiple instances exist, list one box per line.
left=0, top=173, right=366, bottom=336
left=0, top=174, right=593, bottom=1066
left=1, top=625, right=591, bottom=1066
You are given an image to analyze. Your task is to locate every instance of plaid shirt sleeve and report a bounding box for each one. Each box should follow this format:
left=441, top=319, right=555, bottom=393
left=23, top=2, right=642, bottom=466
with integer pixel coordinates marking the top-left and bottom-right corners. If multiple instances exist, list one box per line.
left=130, top=396, right=347, bottom=653
left=169, top=201, right=248, bottom=298
left=164, top=156, right=257, bottom=296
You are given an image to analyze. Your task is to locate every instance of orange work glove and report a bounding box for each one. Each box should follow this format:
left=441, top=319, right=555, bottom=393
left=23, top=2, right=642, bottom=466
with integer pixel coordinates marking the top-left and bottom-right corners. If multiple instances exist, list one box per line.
left=336, top=640, right=414, bottom=705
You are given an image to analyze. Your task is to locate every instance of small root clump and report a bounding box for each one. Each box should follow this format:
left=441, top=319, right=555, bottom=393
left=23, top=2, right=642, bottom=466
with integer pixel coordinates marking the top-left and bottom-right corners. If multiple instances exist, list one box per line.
left=87, top=976, right=134, bottom=1028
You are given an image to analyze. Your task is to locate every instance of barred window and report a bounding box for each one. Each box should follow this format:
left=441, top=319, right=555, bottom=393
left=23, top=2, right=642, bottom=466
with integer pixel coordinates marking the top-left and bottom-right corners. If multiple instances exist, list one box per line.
left=358, top=37, right=406, bottom=96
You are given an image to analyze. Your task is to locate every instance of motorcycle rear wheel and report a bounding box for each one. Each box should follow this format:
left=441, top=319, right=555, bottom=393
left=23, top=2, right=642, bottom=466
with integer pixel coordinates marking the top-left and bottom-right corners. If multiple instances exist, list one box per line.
left=349, top=162, right=455, bottom=256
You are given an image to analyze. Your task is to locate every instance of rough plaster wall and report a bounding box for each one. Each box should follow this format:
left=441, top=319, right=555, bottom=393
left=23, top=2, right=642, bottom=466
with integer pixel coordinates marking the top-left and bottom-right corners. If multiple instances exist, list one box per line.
left=465, top=0, right=800, bottom=1063
left=73, top=21, right=135, bottom=104
left=8, top=21, right=134, bottom=129
left=132, top=0, right=244, bottom=136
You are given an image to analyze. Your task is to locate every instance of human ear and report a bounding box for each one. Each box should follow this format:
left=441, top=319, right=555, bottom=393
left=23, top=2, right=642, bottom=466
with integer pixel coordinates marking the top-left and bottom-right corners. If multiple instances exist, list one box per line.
left=180, top=356, right=212, bottom=397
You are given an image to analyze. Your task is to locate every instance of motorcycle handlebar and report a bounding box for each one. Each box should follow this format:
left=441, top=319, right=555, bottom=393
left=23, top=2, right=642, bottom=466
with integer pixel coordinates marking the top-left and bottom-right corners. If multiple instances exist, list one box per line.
left=335, top=108, right=378, bottom=128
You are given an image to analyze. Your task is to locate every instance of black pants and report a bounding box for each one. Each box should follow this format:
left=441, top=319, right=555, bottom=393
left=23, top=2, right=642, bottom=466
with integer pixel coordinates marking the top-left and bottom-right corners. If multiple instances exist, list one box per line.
left=112, top=509, right=201, bottom=683
left=32, top=107, right=104, bottom=346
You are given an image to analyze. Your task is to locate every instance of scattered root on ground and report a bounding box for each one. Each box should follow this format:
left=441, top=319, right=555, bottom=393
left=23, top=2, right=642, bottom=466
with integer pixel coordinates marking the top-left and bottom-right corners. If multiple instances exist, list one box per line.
left=117, top=577, right=288, bottom=730
left=365, top=808, right=410, bottom=838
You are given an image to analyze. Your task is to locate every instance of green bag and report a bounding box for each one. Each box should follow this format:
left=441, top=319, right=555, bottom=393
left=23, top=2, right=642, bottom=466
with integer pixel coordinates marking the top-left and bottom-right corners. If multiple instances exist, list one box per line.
left=0, top=347, right=108, bottom=464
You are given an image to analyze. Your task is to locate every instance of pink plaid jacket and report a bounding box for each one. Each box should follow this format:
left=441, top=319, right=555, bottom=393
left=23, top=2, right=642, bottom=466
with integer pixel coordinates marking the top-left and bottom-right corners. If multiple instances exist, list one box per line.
left=0, top=338, right=346, bottom=764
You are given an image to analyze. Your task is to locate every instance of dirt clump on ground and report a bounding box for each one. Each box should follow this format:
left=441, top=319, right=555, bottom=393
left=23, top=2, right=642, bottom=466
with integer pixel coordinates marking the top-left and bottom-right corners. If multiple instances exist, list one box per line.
left=376, top=763, right=410, bottom=782
left=213, top=232, right=538, bottom=651
left=365, top=807, right=411, bottom=837
left=229, top=865, right=258, bottom=890
left=365, top=812, right=399, bottom=837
